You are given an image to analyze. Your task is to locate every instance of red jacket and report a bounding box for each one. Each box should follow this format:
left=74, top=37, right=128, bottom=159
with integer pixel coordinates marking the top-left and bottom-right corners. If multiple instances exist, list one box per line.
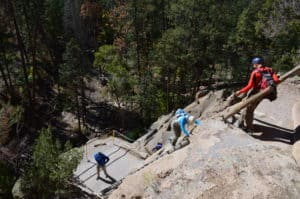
left=238, top=66, right=280, bottom=94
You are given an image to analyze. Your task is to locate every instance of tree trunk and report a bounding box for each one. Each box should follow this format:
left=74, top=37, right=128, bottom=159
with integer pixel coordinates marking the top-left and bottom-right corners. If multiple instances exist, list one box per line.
left=0, top=43, right=13, bottom=89
left=80, top=76, right=86, bottom=128
left=133, top=0, right=141, bottom=74
left=31, top=27, right=38, bottom=101
left=0, top=62, right=10, bottom=92
left=76, top=92, right=82, bottom=133
left=7, top=0, right=32, bottom=105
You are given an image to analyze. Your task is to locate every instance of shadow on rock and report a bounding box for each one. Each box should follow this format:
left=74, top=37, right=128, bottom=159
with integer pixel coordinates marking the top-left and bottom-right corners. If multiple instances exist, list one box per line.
left=251, top=123, right=293, bottom=144
left=97, top=175, right=117, bottom=184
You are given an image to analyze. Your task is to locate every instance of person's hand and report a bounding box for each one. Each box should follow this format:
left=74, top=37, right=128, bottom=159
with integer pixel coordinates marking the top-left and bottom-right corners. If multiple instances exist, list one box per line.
left=194, top=119, right=201, bottom=126
left=235, top=91, right=240, bottom=97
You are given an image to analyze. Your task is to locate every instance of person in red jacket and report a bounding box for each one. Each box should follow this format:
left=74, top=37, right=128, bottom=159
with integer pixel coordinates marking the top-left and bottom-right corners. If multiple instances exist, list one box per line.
left=235, top=57, right=280, bottom=132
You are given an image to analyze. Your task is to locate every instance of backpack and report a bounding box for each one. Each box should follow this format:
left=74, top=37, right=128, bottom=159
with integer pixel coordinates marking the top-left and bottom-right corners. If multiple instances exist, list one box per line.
left=255, top=68, right=277, bottom=101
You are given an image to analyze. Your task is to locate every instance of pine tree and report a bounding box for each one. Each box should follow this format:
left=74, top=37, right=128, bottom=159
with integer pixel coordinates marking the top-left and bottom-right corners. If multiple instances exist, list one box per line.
left=60, top=38, right=88, bottom=133
left=22, top=127, right=82, bottom=198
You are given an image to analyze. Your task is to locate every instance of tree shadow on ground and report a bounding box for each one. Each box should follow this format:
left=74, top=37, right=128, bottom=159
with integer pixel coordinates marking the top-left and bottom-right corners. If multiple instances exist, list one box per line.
left=250, top=118, right=293, bottom=144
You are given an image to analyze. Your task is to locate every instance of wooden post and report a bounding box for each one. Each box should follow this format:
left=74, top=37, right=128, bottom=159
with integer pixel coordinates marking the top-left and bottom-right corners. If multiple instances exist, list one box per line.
left=221, top=65, right=300, bottom=121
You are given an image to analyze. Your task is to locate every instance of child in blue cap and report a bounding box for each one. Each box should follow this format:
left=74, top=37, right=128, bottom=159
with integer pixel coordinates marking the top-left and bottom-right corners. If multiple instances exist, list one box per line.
left=171, top=109, right=201, bottom=147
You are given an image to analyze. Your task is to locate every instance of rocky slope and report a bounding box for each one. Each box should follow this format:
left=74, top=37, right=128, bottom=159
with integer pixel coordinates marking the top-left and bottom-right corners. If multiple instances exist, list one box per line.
left=108, top=76, right=300, bottom=199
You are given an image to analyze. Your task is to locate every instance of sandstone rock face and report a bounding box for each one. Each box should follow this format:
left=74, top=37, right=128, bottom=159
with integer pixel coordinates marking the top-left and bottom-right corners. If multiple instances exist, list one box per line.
left=109, top=120, right=300, bottom=199
left=12, top=178, right=25, bottom=199
left=134, top=90, right=228, bottom=156
left=292, top=101, right=300, bottom=132
left=105, top=77, right=300, bottom=198
left=292, top=101, right=300, bottom=165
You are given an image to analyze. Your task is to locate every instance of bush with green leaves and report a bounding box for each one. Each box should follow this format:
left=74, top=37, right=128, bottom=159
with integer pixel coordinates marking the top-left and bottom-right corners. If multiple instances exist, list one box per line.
left=22, top=127, right=82, bottom=198
left=0, top=161, right=14, bottom=199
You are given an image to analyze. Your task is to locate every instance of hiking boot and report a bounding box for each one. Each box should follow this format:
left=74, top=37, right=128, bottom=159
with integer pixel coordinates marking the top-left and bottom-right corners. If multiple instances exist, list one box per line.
left=238, top=124, right=247, bottom=131
left=237, top=120, right=245, bottom=129
left=244, top=127, right=254, bottom=135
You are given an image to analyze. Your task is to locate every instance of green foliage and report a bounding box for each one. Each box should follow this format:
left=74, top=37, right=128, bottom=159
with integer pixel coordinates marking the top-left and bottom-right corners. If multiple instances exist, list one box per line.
left=59, top=38, right=88, bottom=131
left=134, top=69, right=166, bottom=122
left=254, top=0, right=300, bottom=71
left=0, top=106, right=12, bottom=145
left=94, top=45, right=121, bottom=73
left=154, top=27, right=192, bottom=71
left=60, top=38, right=86, bottom=87
left=94, top=0, right=300, bottom=122
left=22, top=127, right=82, bottom=198
left=125, top=127, right=144, bottom=141
left=233, top=0, right=269, bottom=59
left=0, top=104, right=24, bottom=145
left=94, top=45, right=137, bottom=107
left=153, top=27, right=195, bottom=106
left=44, top=0, right=64, bottom=37
left=0, top=161, right=14, bottom=199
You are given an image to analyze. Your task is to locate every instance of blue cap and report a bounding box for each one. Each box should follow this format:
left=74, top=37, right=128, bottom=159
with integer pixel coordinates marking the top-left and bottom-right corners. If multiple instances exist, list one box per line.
left=175, top=108, right=186, bottom=116
left=251, top=57, right=263, bottom=64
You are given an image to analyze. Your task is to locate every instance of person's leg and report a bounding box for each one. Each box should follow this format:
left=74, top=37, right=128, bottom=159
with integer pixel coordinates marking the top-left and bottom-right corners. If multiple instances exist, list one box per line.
left=172, top=122, right=181, bottom=147
left=179, top=136, right=190, bottom=148
left=239, top=89, right=259, bottom=130
left=96, top=164, right=100, bottom=178
left=245, top=100, right=260, bottom=130
left=102, top=165, right=109, bottom=177
left=238, top=109, right=246, bottom=128
left=236, top=92, right=249, bottom=128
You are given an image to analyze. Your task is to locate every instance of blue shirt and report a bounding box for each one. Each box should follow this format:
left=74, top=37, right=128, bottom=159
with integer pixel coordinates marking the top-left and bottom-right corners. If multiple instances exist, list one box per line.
left=94, top=152, right=109, bottom=166
left=176, top=115, right=190, bottom=136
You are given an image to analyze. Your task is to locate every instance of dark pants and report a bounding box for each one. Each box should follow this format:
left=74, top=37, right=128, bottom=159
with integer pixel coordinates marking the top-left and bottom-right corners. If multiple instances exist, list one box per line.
left=96, top=164, right=109, bottom=178
left=172, top=121, right=181, bottom=146
left=239, top=89, right=261, bottom=130
left=238, top=87, right=276, bottom=130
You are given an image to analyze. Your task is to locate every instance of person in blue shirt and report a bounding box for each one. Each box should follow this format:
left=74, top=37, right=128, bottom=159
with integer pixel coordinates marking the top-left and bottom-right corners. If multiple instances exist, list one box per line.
left=94, top=152, right=110, bottom=179
left=171, top=109, right=201, bottom=147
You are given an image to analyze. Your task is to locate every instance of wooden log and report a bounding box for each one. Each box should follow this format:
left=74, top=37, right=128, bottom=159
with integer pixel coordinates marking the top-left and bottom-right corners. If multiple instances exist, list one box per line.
left=280, top=65, right=300, bottom=81
left=113, top=142, right=148, bottom=159
left=222, top=65, right=300, bottom=120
